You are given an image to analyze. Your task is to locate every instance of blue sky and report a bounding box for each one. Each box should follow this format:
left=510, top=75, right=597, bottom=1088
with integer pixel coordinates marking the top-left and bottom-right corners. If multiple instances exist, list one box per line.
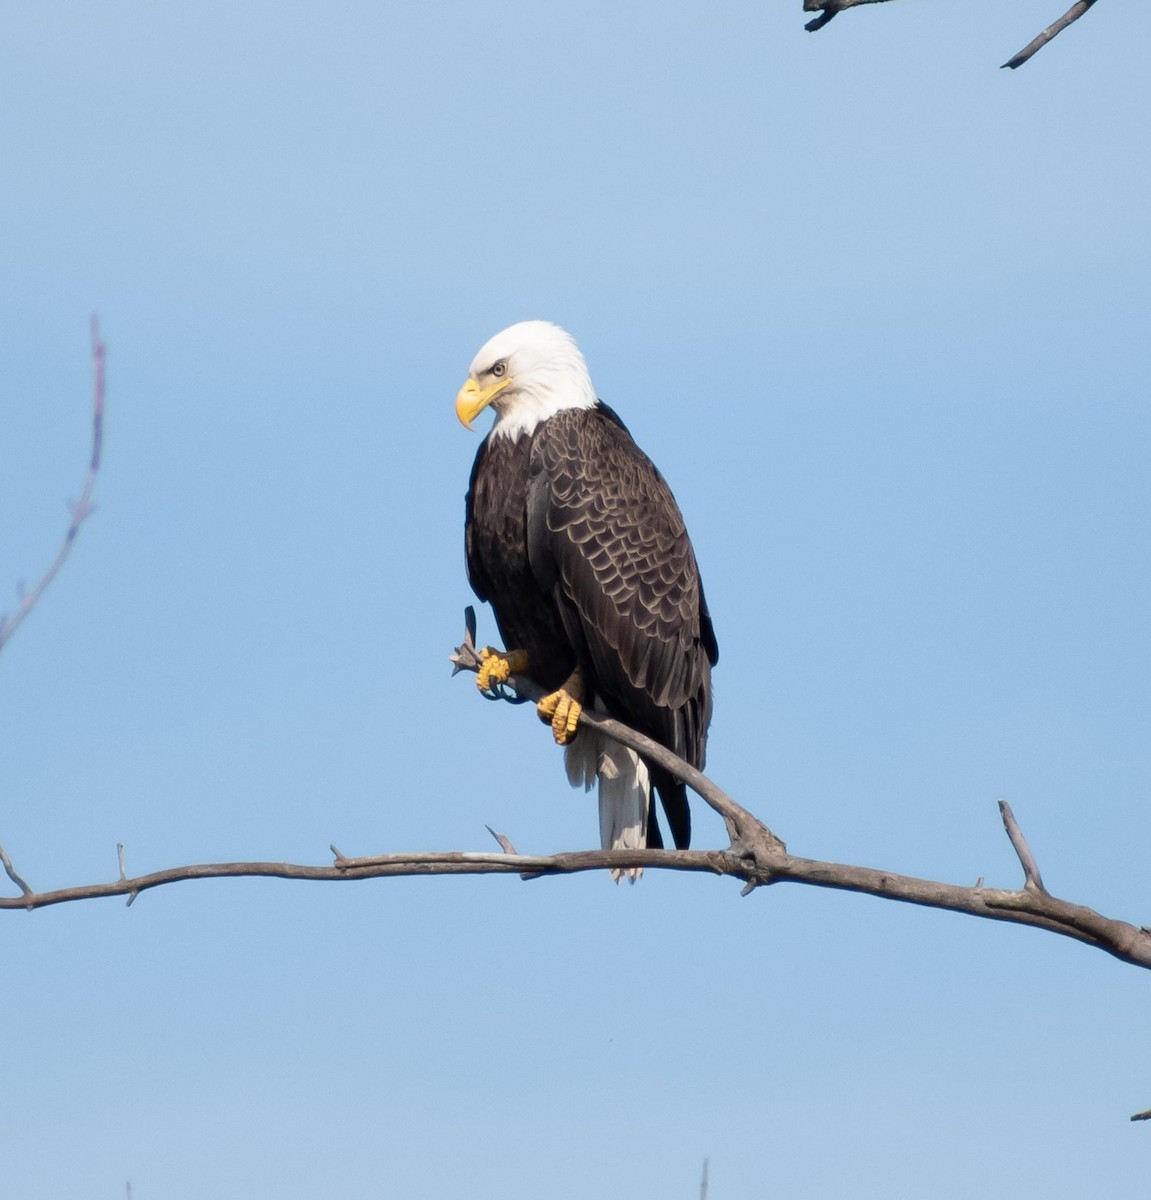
left=1, top=2, right=1148, bottom=1197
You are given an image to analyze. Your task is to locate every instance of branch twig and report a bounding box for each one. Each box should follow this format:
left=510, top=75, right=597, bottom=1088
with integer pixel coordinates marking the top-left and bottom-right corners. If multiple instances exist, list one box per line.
left=998, top=799, right=1048, bottom=894
left=0, top=845, right=34, bottom=902
left=0, top=318, right=106, bottom=655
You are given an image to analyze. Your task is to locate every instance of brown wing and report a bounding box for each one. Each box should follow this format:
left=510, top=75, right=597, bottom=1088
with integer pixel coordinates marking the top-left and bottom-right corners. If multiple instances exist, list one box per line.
left=527, top=404, right=717, bottom=785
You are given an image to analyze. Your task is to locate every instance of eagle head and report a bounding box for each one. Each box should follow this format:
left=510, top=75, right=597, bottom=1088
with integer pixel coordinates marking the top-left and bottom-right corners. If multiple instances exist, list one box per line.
left=455, top=320, right=598, bottom=441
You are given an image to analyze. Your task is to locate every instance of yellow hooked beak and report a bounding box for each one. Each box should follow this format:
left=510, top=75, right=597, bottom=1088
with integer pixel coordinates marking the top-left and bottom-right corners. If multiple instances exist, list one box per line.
left=455, top=375, right=514, bottom=430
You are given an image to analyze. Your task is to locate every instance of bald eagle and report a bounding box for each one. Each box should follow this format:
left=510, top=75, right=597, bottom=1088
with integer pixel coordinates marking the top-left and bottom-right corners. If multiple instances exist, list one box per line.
left=456, top=321, right=717, bottom=872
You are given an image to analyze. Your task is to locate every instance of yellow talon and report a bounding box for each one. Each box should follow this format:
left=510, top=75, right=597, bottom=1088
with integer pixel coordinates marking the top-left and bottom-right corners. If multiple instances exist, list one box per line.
left=537, top=688, right=582, bottom=745
left=476, top=648, right=508, bottom=692
left=476, top=648, right=528, bottom=693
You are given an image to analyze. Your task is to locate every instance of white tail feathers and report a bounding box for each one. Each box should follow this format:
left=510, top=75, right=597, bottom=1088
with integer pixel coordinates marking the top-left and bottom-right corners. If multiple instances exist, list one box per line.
left=564, top=718, right=650, bottom=884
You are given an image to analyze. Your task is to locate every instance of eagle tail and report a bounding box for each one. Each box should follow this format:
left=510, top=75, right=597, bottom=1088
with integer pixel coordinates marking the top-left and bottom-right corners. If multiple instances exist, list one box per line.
left=564, top=725, right=650, bottom=884
left=652, top=770, right=692, bottom=851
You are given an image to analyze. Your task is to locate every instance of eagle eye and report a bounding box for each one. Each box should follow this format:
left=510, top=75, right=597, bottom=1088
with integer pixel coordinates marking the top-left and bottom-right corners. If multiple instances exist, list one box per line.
left=491, top=359, right=507, bottom=378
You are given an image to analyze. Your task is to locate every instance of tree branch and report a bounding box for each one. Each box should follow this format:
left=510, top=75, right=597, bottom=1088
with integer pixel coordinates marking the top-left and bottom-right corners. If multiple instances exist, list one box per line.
left=2, top=810, right=1148, bottom=970
left=0, top=318, right=106, bottom=655
left=0, top=844, right=731, bottom=912
left=7, top=612, right=1148, bottom=991
left=1002, top=0, right=1100, bottom=70
left=799, top=0, right=1104, bottom=69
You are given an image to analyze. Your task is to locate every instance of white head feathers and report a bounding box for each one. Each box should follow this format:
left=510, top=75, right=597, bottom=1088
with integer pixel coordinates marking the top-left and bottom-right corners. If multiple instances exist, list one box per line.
left=459, top=320, right=598, bottom=441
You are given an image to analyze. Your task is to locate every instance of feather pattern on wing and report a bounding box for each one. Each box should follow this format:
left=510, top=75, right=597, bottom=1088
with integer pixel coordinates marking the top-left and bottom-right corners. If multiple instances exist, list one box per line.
left=525, top=403, right=718, bottom=847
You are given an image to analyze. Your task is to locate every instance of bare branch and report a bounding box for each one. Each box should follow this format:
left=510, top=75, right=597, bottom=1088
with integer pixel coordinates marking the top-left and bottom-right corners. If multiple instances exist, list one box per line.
left=1, top=816, right=1148, bottom=971
left=772, top=850, right=1151, bottom=967
left=1003, top=0, right=1100, bottom=70
left=5, top=607, right=1150, bottom=994
left=998, top=799, right=1048, bottom=894
left=0, top=319, right=106, bottom=655
left=799, top=0, right=1104, bottom=69
left=4, top=612, right=1147, bottom=979
left=0, top=843, right=732, bottom=912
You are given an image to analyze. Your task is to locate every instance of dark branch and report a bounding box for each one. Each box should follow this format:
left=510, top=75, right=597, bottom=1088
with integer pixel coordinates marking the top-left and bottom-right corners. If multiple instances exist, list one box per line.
left=1003, top=0, right=1100, bottom=69
left=802, top=0, right=887, bottom=34
left=0, top=318, right=106, bottom=655
left=799, top=0, right=1104, bottom=69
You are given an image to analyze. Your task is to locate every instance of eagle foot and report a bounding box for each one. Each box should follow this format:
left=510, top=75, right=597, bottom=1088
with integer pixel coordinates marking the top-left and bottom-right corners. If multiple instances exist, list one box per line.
left=537, top=688, right=582, bottom=745
left=476, top=647, right=529, bottom=694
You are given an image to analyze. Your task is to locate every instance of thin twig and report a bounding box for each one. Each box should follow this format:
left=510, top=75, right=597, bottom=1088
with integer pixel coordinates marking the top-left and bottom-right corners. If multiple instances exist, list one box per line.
left=998, top=799, right=1048, bottom=894
left=485, top=825, right=520, bottom=856
left=1131, top=1107, right=1151, bottom=1122
left=0, top=844, right=34, bottom=900
left=0, top=318, right=106, bottom=655
left=487, top=824, right=541, bottom=879
left=1003, top=0, right=1100, bottom=69
left=117, top=842, right=140, bottom=905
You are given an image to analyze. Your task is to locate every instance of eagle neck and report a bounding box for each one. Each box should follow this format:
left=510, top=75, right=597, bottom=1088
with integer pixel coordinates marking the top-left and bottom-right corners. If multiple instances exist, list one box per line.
left=489, top=378, right=597, bottom=443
